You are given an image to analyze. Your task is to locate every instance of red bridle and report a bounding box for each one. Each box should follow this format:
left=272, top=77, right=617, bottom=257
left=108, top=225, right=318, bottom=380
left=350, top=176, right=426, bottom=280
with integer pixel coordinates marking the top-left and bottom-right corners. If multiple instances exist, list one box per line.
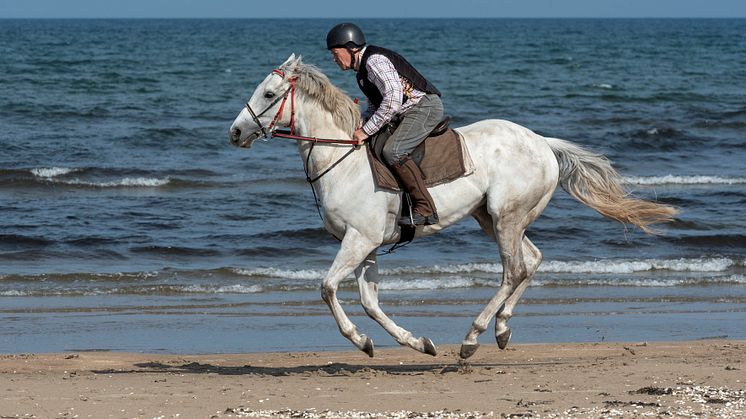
left=268, top=69, right=297, bottom=135
left=245, top=69, right=359, bottom=145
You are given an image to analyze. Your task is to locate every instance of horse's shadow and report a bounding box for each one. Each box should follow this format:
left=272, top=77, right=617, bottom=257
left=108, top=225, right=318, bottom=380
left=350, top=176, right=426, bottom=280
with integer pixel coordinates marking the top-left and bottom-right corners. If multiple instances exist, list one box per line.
left=93, top=360, right=493, bottom=377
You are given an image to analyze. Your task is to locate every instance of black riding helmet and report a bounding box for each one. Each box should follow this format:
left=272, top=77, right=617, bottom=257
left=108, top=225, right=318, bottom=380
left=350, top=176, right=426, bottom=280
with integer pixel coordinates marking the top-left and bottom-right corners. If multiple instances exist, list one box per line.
left=326, top=23, right=366, bottom=50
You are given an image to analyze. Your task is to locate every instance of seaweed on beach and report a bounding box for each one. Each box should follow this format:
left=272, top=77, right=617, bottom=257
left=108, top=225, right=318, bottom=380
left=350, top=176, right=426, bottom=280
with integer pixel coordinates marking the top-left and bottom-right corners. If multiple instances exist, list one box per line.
left=630, top=386, right=673, bottom=395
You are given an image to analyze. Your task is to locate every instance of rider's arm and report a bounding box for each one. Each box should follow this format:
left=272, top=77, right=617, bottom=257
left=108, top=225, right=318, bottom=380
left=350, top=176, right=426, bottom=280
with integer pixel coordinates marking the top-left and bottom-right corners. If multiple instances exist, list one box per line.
left=361, top=102, right=375, bottom=124
left=361, top=54, right=403, bottom=136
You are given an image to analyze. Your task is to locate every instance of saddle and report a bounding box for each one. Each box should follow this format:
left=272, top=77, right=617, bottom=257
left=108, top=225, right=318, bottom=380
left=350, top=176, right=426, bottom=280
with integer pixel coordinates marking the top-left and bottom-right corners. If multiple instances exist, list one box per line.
left=366, top=116, right=474, bottom=191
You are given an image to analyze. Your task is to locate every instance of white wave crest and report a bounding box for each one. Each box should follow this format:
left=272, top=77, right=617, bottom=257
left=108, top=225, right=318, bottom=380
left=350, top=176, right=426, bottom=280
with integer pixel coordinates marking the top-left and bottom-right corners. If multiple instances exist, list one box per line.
left=534, top=274, right=746, bottom=288
left=624, top=175, right=746, bottom=185
left=0, top=290, right=30, bottom=296
left=31, top=167, right=77, bottom=178
left=381, top=263, right=502, bottom=276
left=383, top=258, right=734, bottom=276
left=540, top=257, right=733, bottom=274
left=182, top=284, right=263, bottom=294
left=58, top=177, right=170, bottom=187
left=232, top=257, right=735, bottom=283
left=378, top=277, right=476, bottom=291
left=233, top=267, right=325, bottom=281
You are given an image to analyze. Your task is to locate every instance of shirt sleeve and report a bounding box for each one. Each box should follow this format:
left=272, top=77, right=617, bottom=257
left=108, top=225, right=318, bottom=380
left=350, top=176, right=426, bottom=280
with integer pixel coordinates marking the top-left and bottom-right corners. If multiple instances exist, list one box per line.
left=361, top=101, right=376, bottom=123
left=361, top=54, right=403, bottom=136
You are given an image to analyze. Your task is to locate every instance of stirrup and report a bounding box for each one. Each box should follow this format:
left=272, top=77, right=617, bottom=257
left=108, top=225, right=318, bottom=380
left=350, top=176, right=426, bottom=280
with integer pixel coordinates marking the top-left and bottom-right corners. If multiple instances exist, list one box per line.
left=398, top=211, right=439, bottom=227
left=398, top=212, right=428, bottom=227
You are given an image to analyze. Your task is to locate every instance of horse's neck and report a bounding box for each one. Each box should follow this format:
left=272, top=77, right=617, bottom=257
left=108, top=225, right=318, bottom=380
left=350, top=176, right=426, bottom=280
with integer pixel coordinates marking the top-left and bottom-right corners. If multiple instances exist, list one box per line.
left=294, top=102, right=347, bottom=141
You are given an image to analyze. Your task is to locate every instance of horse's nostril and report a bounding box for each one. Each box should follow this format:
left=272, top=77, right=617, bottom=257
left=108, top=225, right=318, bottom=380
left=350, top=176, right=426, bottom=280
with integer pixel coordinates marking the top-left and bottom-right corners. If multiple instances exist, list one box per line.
left=231, top=128, right=241, bottom=139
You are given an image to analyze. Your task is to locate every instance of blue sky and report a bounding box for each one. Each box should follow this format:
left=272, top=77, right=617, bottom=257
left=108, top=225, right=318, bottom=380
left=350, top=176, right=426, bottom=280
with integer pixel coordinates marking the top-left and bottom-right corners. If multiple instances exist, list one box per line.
left=2, top=0, right=745, bottom=18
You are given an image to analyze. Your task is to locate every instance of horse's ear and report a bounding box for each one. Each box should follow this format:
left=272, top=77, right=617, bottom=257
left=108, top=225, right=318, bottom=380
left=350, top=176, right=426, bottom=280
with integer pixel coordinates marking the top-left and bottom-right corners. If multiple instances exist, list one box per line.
left=280, top=53, right=297, bottom=69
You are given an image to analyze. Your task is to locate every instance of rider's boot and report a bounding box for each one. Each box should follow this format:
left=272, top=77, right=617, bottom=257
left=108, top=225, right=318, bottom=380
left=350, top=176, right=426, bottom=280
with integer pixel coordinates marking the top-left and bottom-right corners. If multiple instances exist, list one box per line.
left=390, top=156, right=439, bottom=227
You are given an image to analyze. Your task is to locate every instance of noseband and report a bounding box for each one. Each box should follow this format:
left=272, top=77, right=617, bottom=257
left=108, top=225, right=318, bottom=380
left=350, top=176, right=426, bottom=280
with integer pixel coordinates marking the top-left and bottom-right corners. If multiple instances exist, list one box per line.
left=244, top=69, right=296, bottom=140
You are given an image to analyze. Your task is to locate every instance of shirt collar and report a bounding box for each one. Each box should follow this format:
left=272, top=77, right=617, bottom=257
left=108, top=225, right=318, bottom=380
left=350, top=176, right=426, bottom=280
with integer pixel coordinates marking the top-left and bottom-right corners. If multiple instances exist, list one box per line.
left=354, top=46, right=367, bottom=72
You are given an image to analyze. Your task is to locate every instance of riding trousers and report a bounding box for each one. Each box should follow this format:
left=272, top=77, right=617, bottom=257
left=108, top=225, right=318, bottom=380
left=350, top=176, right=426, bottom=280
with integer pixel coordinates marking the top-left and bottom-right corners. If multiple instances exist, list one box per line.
left=373, top=94, right=444, bottom=166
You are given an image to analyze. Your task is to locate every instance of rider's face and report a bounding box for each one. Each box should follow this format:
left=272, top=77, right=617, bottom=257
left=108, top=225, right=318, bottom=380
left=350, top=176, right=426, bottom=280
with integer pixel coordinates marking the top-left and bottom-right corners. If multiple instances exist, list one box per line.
left=330, top=47, right=354, bottom=71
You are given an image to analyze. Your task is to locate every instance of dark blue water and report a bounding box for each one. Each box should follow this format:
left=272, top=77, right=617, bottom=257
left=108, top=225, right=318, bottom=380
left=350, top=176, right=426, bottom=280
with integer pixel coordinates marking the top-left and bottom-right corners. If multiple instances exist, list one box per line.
left=1, top=19, right=745, bottom=353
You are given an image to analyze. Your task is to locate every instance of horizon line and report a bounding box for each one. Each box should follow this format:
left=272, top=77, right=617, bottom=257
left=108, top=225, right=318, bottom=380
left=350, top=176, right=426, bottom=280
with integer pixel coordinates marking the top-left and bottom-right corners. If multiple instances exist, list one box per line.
left=2, top=16, right=745, bottom=20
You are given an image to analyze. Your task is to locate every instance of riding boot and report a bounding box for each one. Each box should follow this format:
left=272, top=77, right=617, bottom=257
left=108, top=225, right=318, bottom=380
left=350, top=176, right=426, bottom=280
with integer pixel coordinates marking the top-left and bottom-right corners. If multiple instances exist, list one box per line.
left=390, top=157, right=439, bottom=226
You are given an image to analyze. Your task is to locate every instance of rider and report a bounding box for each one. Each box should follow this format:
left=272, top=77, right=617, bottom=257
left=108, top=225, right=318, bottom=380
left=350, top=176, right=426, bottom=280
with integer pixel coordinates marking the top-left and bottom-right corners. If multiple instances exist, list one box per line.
left=326, top=23, right=443, bottom=227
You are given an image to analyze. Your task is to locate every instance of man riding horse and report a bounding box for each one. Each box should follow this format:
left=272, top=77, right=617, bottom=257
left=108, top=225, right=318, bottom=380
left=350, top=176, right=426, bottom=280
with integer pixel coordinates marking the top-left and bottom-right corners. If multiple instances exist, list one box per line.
left=230, top=52, right=677, bottom=358
left=327, top=23, right=443, bottom=227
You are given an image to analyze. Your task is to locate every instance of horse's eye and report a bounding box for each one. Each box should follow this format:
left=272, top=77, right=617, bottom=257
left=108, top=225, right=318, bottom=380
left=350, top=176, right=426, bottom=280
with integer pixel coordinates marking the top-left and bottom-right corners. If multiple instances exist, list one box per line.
left=264, top=91, right=275, bottom=99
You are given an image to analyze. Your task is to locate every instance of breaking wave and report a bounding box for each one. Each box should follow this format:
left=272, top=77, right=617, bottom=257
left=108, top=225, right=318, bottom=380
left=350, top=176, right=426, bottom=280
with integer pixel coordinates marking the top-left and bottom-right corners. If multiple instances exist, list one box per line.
left=30, top=167, right=79, bottom=178
left=381, top=257, right=738, bottom=276
left=624, top=175, right=746, bottom=185
left=56, top=177, right=171, bottom=187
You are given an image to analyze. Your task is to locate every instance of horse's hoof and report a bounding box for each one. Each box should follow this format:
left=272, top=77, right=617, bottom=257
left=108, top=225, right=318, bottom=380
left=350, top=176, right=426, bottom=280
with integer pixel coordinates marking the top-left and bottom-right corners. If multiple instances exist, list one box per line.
left=459, top=343, right=480, bottom=359
left=496, top=328, right=512, bottom=350
left=361, top=336, right=374, bottom=357
left=421, top=337, right=437, bottom=356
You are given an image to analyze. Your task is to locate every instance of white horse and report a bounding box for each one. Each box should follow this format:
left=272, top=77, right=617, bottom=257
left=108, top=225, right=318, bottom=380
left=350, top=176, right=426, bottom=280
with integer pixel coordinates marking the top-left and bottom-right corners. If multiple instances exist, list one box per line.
left=229, top=55, right=676, bottom=359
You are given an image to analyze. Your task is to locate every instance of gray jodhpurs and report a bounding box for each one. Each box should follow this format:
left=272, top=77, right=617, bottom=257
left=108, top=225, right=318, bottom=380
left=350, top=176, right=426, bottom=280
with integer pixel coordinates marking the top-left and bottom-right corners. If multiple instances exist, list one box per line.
left=374, top=94, right=444, bottom=166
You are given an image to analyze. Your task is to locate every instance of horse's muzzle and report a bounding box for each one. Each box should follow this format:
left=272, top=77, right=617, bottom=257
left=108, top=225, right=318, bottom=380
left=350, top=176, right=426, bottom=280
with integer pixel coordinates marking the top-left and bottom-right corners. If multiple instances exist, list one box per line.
left=229, top=128, right=262, bottom=148
left=229, top=128, right=253, bottom=148
left=229, top=128, right=242, bottom=146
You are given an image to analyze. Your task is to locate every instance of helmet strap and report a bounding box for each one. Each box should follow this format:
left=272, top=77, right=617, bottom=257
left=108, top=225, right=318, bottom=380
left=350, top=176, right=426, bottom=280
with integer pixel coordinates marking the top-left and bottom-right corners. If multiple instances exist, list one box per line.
left=346, top=47, right=358, bottom=70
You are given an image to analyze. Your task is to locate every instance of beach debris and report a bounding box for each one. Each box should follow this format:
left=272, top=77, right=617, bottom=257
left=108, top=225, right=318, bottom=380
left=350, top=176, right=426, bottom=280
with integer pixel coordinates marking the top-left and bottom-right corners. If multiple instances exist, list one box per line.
left=215, top=408, right=498, bottom=418
left=603, top=400, right=661, bottom=407
left=213, top=384, right=746, bottom=418
left=0, top=353, right=36, bottom=360
left=630, top=386, right=673, bottom=395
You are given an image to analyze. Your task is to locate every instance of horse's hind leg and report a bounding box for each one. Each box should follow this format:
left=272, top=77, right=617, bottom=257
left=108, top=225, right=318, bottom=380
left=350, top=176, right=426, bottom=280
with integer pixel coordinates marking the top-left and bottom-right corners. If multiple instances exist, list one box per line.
left=355, top=252, right=437, bottom=356
left=495, top=236, right=543, bottom=349
left=460, top=215, right=528, bottom=359
left=321, top=228, right=379, bottom=357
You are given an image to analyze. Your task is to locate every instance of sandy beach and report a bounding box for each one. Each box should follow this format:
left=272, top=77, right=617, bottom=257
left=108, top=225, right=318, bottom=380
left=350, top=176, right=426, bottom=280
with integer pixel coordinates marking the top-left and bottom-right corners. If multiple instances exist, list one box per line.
left=1, top=340, right=743, bottom=418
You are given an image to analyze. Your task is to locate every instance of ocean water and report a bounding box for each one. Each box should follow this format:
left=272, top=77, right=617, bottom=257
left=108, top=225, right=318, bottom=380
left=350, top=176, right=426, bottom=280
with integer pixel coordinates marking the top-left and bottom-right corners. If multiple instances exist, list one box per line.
left=1, top=18, right=745, bottom=354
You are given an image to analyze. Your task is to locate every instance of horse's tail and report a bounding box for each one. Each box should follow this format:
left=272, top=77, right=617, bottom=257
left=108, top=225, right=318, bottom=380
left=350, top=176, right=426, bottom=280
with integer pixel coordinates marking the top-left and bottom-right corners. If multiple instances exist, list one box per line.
left=545, top=137, right=677, bottom=234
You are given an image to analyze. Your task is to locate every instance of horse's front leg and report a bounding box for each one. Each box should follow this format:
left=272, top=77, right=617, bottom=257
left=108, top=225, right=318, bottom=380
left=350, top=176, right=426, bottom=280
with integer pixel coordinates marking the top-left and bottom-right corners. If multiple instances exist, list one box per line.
left=356, top=252, right=437, bottom=356
left=321, top=227, right=378, bottom=356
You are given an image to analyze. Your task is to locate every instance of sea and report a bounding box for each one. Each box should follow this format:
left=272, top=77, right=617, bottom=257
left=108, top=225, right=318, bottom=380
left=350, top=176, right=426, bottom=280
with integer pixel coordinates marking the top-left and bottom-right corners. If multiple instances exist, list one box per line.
left=1, top=18, right=745, bottom=354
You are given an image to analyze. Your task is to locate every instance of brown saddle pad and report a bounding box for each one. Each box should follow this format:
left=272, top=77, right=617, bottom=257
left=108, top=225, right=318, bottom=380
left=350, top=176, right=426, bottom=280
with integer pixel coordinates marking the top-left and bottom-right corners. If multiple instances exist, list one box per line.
left=367, top=128, right=470, bottom=191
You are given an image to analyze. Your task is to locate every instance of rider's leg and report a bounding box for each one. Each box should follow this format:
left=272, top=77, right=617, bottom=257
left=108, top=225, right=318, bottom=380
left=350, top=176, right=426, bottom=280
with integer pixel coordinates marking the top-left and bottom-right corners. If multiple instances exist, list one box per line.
left=381, top=94, right=443, bottom=226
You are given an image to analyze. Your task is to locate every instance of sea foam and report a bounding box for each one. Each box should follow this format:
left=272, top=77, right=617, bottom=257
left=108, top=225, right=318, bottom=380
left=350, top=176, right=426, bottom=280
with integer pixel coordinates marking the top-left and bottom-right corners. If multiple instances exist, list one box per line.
left=533, top=274, right=746, bottom=288
left=30, top=167, right=77, bottom=178
left=384, top=257, right=734, bottom=276
left=58, top=177, right=170, bottom=187
left=232, top=257, right=736, bottom=282
left=182, top=284, right=263, bottom=294
left=624, top=175, right=746, bottom=185
left=233, top=267, right=325, bottom=281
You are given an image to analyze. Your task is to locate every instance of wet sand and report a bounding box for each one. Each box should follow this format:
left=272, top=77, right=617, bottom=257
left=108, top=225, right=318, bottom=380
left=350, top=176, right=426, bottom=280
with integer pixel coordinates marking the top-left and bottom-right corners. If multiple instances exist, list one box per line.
left=1, top=340, right=744, bottom=418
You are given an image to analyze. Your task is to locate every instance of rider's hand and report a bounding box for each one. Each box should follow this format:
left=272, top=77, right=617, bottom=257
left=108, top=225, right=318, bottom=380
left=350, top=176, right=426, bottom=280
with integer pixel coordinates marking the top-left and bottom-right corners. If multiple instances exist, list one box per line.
left=353, top=128, right=368, bottom=145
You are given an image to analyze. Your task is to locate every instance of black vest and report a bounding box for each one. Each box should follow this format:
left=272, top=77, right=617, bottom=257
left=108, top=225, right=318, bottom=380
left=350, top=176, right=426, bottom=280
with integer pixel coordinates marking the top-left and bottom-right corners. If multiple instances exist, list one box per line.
left=355, top=45, right=440, bottom=109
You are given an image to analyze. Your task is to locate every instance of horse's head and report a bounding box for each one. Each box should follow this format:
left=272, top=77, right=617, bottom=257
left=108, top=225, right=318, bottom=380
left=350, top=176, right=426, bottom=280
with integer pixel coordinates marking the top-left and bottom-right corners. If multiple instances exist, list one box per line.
left=229, top=54, right=301, bottom=148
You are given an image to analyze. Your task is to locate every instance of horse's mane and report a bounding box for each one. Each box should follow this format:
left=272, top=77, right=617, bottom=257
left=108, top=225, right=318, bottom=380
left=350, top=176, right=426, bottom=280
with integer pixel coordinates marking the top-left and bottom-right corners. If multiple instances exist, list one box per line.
left=282, top=59, right=361, bottom=137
